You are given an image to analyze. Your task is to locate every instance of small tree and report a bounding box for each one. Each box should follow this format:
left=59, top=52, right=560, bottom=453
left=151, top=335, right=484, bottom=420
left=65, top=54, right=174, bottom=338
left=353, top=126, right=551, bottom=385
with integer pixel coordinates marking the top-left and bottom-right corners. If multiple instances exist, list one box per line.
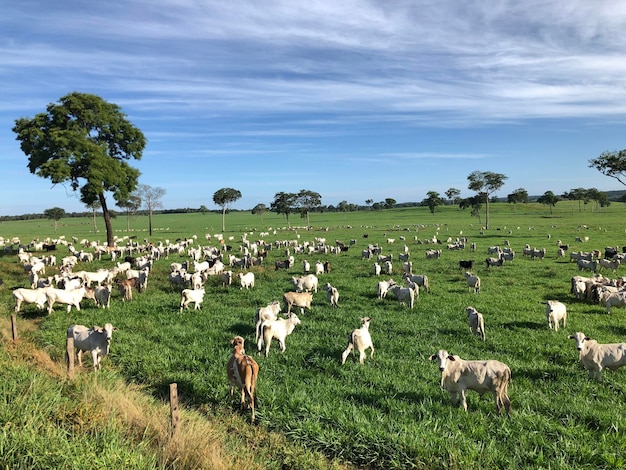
left=422, top=191, right=443, bottom=215
left=43, top=207, right=65, bottom=232
left=459, top=196, right=483, bottom=225
left=445, top=188, right=461, bottom=205
left=213, top=188, right=242, bottom=232
left=137, top=184, right=166, bottom=237
left=365, top=199, right=373, bottom=210
left=251, top=203, right=267, bottom=221
left=589, top=150, right=626, bottom=186
left=271, top=192, right=298, bottom=228
left=296, top=189, right=322, bottom=229
left=562, top=188, right=588, bottom=212
left=467, top=171, right=507, bottom=229
left=507, top=188, right=528, bottom=211
left=585, top=188, right=611, bottom=211
left=13, top=92, right=146, bottom=247
left=537, top=191, right=560, bottom=214
left=199, top=204, right=209, bottom=214
left=117, top=194, right=141, bottom=231
left=85, top=201, right=100, bottom=233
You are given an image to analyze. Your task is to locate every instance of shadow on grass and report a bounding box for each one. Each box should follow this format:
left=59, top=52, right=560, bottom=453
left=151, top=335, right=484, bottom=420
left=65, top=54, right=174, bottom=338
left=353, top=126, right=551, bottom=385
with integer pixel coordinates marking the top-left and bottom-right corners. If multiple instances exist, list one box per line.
left=500, top=320, right=545, bottom=330
left=226, top=322, right=255, bottom=337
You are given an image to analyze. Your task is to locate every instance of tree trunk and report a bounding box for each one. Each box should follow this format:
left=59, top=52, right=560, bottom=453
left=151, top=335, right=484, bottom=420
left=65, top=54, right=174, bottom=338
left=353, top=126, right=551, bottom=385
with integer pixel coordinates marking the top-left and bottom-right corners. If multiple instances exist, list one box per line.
left=148, top=209, right=153, bottom=236
left=485, top=197, right=490, bottom=229
left=286, top=213, right=291, bottom=229
left=221, top=207, right=226, bottom=232
left=99, top=193, right=114, bottom=247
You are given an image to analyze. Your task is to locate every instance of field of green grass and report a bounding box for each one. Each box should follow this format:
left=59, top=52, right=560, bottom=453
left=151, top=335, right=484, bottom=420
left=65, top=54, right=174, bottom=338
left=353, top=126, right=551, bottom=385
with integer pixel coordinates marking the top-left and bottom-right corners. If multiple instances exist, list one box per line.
left=2, top=201, right=626, bottom=469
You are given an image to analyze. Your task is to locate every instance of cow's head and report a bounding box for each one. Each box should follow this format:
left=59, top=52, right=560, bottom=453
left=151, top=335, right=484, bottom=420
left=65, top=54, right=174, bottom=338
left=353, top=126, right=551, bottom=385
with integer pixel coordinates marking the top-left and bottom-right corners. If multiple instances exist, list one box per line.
left=568, top=332, right=590, bottom=355
left=429, top=349, right=455, bottom=372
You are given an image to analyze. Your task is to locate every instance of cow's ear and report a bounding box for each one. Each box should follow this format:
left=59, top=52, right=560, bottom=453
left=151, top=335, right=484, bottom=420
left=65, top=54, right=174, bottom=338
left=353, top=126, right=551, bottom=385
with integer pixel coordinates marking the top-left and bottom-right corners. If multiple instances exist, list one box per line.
left=568, top=335, right=574, bottom=339
left=112, top=327, right=118, bottom=332
left=428, top=354, right=436, bottom=361
left=448, top=355, right=456, bottom=361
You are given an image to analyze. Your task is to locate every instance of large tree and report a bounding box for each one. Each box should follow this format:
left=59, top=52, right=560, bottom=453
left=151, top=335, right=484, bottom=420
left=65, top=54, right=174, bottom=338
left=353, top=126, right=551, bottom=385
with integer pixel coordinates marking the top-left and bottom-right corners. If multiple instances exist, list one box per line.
left=589, top=150, right=626, bottom=186
left=270, top=192, right=298, bottom=228
left=43, top=207, right=65, bottom=232
left=537, top=190, right=560, bottom=214
left=296, top=189, right=322, bottom=229
left=422, top=191, right=443, bottom=215
left=213, top=187, right=242, bottom=232
left=467, top=171, right=507, bottom=229
left=136, top=184, right=166, bottom=237
left=12, top=92, right=146, bottom=246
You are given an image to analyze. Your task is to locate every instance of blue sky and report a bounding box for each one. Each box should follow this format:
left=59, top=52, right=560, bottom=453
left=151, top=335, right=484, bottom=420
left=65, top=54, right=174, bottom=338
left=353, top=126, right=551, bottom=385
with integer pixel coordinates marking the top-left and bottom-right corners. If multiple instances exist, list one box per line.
left=1, top=1, right=626, bottom=216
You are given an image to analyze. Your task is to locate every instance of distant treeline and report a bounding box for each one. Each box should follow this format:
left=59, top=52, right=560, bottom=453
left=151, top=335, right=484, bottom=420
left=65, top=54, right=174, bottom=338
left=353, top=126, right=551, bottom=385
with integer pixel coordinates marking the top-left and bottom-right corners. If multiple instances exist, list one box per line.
left=2, top=189, right=625, bottom=222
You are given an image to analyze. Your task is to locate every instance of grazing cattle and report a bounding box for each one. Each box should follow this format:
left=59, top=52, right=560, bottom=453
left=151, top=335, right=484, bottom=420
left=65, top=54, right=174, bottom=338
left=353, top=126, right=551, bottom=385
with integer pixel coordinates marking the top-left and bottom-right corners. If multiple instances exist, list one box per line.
left=46, top=287, right=86, bottom=314
left=221, top=270, right=233, bottom=287
left=341, top=317, right=374, bottom=365
left=66, top=323, right=117, bottom=371
left=459, top=260, right=474, bottom=270
left=569, top=332, right=626, bottom=381
left=94, top=284, right=112, bottom=309
left=429, top=350, right=511, bottom=415
left=283, top=291, right=313, bottom=314
left=466, top=306, right=486, bottom=341
left=324, top=282, right=339, bottom=307
left=598, top=258, right=620, bottom=272
left=485, top=254, right=504, bottom=269
left=13, top=287, right=48, bottom=313
left=302, top=260, right=311, bottom=273
left=169, top=270, right=192, bottom=288
left=388, top=284, right=415, bottom=309
left=376, top=279, right=396, bottom=300
left=257, top=313, right=301, bottom=357
left=605, top=291, right=626, bottom=314
left=373, top=262, right=382, bottom=276
left=254, top=300, right=282, bottom=342
left=403, top=273, right=430, bottom=293
left=323, top=261, right=331, bottom=273
left=384, top=260, right=393, bottom=275
left=179, top=288, right=206, bottom=313
left=291, top=274, right=318, bottom=293
left=239, top=272, right=255, bottom=290
left=425, top=249, right=442, bottom=259
left=545, top=300, right=567, bottom=332
left=115, top=278, right=137, bottom=302
left=577, top=259, right=599, bottom=273
left=226, top=336, right=259, bottom=422
left=464, top=272, right=481, bottom=293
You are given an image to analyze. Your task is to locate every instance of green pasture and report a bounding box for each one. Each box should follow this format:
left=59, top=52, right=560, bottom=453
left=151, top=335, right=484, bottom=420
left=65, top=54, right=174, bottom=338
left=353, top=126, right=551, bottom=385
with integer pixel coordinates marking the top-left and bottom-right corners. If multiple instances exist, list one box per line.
left=2, top=201, right=626, bottom=469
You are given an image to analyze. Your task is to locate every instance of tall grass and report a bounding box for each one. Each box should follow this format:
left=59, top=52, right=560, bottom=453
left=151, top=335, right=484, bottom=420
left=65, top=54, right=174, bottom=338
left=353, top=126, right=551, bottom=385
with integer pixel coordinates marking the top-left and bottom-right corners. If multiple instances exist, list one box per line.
left=2, top=200, right=626, bottom=468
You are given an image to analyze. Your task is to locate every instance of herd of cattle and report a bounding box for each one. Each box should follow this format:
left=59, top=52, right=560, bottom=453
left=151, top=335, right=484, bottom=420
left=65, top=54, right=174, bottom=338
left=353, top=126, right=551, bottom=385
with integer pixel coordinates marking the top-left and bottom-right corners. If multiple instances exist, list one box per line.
left=3, top=229, right=626, bottom=421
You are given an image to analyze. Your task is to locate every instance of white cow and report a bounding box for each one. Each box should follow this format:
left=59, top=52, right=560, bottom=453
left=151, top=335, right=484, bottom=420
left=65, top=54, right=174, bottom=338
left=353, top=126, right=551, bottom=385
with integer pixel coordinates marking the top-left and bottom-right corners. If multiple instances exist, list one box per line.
left=179, top=288, right=206, bottom=313
left=341, top=317, right=374, bottom=365
left=291, top=274, right=318, bottom=293
left=466, top=306, right=486, bottom=341
left=254, top=300, right=282, bottom=342
left=257, top=313, right=301, bottom=357
left=605, top=292, right=626, bottom=314
left=324, top=282, right=339, bottom=307
left=388, top=284, right=415, bottom=309
left=67, top=323, right=117, bottom=371
left=376, top=279, right=396, bottom=300
left=429, top=350, right=511, bottom=415
left=239, top=272, right=255, bottom=290
left=464, top=272, right=481, bottom=293
left=569, top=332, right=626, bottom=381
left=13, top=287, right=49, bottom=313
left=545, top=300, right=567, bottom=331
left=46, top=287, right=86, bottom=314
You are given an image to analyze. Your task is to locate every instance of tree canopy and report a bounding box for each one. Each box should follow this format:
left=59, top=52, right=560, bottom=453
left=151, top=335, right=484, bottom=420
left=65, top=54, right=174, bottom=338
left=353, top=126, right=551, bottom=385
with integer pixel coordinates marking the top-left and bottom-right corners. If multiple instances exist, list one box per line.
left=589, top=150, right=626, bottom=186
left=296, top=189, right=322, bottom=229
left=213, top=187, right=242, bottom=232
left=12, top=92, right=146, bottom=246
left=445, top=188, right=461, bottom=205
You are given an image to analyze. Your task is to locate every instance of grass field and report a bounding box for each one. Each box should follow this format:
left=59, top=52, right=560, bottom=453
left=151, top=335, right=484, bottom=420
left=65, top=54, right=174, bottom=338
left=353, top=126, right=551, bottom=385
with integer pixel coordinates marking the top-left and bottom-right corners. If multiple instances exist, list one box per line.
left=2, top=201, right=626, bottom=469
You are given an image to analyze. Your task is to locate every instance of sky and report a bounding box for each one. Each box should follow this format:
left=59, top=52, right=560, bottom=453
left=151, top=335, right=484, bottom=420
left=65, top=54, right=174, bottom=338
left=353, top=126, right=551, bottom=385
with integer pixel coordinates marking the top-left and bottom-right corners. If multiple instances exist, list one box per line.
left=1, top=0, right=626, bottom=216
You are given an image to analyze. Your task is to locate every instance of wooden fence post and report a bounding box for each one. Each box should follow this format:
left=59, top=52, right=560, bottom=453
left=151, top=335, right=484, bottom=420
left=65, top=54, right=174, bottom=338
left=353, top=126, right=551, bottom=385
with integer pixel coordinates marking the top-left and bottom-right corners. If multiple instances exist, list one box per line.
left=11, top=315, right=18, bottom=342
left=170, top=383, right=180, bottom=437
left=66, top=336, right=75, bottom=379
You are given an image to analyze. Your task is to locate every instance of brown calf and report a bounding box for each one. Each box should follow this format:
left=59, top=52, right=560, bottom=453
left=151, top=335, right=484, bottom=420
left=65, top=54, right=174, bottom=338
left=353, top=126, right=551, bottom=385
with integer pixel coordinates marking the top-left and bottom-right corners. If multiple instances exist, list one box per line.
left=226, top=336, right=259, bottom=422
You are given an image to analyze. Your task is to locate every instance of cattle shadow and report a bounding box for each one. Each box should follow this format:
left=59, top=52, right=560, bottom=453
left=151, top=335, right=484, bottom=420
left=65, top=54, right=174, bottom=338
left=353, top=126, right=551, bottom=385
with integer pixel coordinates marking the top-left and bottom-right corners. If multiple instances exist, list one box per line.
left=599, top=325, right=626, bottom=336
left=500, top=320, right=545, bottom=331
left=226, top=322, right=255, bottom=337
